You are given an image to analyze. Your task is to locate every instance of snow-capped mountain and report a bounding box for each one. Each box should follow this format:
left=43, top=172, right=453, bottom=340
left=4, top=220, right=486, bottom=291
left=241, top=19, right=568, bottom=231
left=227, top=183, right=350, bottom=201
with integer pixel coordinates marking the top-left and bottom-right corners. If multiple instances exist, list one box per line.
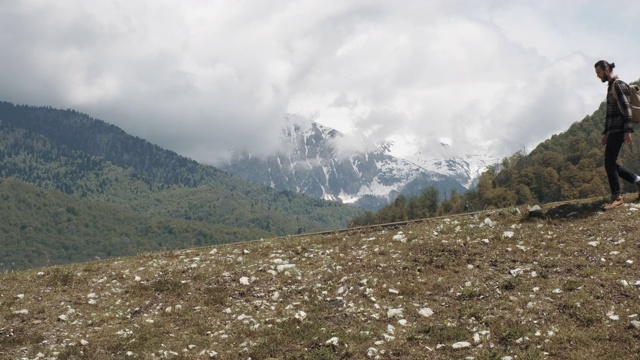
left=407, top=143, right=501, bottom=189
left=221, top=116, right=469, bottom=210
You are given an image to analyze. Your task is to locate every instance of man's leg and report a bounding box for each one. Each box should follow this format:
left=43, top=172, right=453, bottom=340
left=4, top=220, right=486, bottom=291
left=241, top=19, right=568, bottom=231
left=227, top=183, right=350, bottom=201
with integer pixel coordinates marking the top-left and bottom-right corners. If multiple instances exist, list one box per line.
left=605, top=132, right=624, bottom=197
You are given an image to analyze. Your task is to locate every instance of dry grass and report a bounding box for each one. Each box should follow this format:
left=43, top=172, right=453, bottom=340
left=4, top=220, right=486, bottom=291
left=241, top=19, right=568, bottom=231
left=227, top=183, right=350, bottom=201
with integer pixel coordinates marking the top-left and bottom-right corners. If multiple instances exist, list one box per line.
left=2, top=197, right=640, bottom=359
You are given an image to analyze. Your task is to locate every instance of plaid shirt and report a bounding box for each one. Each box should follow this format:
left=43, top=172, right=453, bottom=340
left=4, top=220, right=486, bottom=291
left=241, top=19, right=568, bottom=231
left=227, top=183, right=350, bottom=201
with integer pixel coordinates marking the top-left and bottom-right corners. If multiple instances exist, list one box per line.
left=604, top=75, right=633, bottom=134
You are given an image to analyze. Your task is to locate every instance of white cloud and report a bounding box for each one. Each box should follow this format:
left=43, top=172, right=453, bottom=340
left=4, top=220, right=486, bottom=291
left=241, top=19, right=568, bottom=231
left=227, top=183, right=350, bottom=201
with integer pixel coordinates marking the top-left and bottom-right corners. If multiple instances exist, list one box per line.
left=0, top=0, right=637, bottom=165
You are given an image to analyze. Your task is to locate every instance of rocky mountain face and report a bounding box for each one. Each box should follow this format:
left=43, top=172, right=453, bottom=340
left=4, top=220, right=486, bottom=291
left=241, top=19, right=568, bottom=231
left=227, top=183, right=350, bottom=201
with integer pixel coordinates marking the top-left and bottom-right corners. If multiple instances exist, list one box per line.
left=221, top=117, right=481, bottom=210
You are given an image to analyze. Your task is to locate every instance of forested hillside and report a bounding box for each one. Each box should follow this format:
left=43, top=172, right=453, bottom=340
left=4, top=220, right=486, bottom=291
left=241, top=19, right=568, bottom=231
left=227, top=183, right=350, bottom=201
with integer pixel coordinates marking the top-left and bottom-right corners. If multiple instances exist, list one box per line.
left=0, top=178, right=275, bottom=270
left=0, top=102, right=363, bottom=269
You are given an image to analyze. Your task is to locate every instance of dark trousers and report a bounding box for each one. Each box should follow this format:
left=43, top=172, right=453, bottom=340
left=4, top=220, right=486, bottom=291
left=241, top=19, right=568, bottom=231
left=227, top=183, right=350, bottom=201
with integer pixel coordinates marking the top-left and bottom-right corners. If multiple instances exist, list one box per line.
left=605, top=131, right=637, bottom=196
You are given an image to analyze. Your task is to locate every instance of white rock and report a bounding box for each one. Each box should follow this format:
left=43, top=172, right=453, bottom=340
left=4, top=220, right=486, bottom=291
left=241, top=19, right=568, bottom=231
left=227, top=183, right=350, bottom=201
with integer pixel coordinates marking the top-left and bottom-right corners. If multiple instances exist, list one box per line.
left=15, top=294, right=24, bottom=299
left=134, top=276, right=142, bottom=282
left=80, top=339, right=89, bottom=346
left=625, top=260, right=634, bottom=267
left=398, top=319, right=408, bottom=326
left=387, top=308, right=403, bottom=319
left=473, top=333, right=481, bottom=343
left=503, top=231, right=515, bottom=238
left=419, top=308, right=434, bottom=317
left=631, top=320, right=640, bottom=329
left=388, top=289, right=399, bottom=294
left=481, top=238, right=490, bottom=244
left=326, top=337, right=339, bottom=345
left=208, top=249, right=218, bottom=255
left=367, top=348, right=378, bottom=358
left=239, top=277, right=250, bottom=285
left=295, top=311, right=307, bottom=321
left=588, top=241, right=599, bottom=247
left=277, top=264, right=296, bottom=272
left=58, top=315, right=68, bottom=321
left=484, top=218, right=495, bottom=227
left=619, top=280, right=630, bottom=287
left=87, top=293, right=98, bottom=298
left=386, top=324, right=395, bottom=335
left=452, top=341, right=471, bottom=349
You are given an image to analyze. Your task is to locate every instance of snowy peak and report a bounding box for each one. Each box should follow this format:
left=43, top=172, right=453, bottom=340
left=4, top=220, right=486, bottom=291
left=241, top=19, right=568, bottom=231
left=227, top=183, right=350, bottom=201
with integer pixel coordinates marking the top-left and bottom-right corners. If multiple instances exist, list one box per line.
left=221, top=116, right=471, bottom=210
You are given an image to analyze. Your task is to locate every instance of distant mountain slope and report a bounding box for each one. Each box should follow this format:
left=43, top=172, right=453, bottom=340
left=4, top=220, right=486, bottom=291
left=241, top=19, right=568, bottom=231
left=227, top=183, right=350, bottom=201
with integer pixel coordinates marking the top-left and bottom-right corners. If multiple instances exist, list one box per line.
left=221, top=117, right=466, bottom=210
left=0, top=178, right=274, bottom=271
left=0, top=102, right=221, bottom=187
left=0, top=101, right=363, bottom=237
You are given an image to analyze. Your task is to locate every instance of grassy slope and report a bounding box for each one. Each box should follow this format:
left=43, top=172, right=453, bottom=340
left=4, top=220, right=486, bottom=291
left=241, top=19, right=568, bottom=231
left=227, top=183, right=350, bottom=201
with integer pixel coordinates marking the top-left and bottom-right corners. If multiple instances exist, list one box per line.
left=1, top=196, right=640, bottom=359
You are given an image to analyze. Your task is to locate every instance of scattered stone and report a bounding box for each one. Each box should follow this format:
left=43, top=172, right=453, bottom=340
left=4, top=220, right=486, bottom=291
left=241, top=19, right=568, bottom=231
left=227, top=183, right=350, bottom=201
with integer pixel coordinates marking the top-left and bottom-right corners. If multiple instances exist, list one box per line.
left=367, top=347, right=378, bottom=358
left=387, top=308, right=403, bottom=319
left=631, top=320, right=640, bottom=330
left=294, top=311, right=307, bottom=321
left=392, top=232, right=407, bottom=242
left=326, top=337, right=339, bottom=345
left=625, top=260, right=634, bottom=267
left=276, top=264, right=296, bottom=272
left=451, top=341, right=471, bottom=349
left=418, top=308, right=434, bottom=317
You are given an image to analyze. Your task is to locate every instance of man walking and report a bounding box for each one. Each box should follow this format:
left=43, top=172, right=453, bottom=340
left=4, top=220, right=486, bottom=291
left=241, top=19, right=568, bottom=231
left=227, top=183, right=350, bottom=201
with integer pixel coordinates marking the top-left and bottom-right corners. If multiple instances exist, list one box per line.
left=594, top=60, right=640, bottom=210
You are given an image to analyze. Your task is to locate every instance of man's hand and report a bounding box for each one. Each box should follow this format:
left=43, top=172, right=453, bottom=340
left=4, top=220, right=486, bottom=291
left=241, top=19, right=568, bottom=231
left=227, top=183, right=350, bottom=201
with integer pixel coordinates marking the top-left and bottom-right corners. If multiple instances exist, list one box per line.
left=602, top=134, right=608, bottom=146
left=625, top=132, right=633, bottom=144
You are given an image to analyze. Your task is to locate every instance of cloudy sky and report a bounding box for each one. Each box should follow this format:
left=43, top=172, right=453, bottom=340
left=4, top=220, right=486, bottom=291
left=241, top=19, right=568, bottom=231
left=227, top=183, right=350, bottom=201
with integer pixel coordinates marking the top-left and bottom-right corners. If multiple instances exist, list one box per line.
left=1, top=0, right=639, bottom=165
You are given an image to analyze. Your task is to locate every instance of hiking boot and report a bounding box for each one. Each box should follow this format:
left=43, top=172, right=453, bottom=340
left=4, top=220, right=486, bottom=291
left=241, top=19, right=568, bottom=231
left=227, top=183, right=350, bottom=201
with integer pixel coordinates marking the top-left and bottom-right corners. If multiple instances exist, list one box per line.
left=603, top=196, right=624, bottom=210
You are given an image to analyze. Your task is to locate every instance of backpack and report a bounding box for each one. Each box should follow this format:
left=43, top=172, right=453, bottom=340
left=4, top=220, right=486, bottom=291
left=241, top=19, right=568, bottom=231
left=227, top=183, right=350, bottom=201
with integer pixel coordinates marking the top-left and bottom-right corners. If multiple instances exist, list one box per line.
left=611, top=79, right=640, bottom=124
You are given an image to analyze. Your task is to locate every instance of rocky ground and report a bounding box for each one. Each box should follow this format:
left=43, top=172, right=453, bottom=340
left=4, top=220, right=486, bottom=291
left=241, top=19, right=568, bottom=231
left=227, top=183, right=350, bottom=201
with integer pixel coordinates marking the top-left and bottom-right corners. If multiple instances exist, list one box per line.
left=1, top=197, right=640, bottom=359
